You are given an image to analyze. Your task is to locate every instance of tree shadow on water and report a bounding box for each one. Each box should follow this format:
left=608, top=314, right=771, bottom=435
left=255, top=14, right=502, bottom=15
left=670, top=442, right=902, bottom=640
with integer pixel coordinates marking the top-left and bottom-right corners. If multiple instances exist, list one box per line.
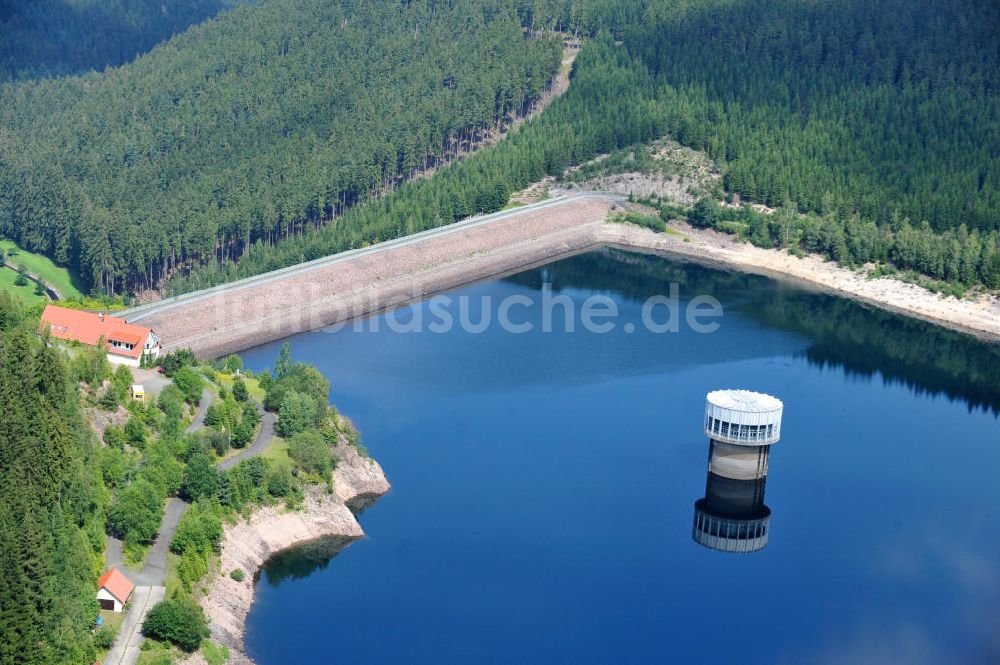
left=259, top=536, right=358, bottom=588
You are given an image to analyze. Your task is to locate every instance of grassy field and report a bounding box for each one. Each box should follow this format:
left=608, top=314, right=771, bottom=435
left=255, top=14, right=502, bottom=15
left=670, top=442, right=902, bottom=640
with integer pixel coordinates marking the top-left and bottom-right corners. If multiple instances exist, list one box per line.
left=164, top=552, right=182, bottom=598
left=98, top=610, right=125, bottom=630
left=243, top=375, right=266, bottom=402
left=202, top=641, right=230, bottom=665
left=136, top=638, right=176, bottom=665
left=0, top=265, right=48, bottom=305
left=262, top=435, right=289, bottom=463
left=94, top=610, right=125, bottom=661
left=0, top=238, right=85, bottom=299
left=216, top=371, right=267, bottom=402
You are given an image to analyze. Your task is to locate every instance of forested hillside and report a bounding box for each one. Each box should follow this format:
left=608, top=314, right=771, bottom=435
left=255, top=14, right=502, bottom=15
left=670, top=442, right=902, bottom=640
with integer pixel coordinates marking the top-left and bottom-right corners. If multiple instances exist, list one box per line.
left=612, top=0, right=1000, bottom=287
left=0, top=294, right=107, bottom=663
left=0, top=0, right=247, bottom=82
left=0, top=294, right=372, bottom=660
left=1, top=0, right=998, bottom=295
left=165, top=34, right=667, bottom=292
left=0, top=0, right=561, bottom=295
left=625, top=0, right=1000, bottom=233
left=168, top=0, right=1000, bottom=292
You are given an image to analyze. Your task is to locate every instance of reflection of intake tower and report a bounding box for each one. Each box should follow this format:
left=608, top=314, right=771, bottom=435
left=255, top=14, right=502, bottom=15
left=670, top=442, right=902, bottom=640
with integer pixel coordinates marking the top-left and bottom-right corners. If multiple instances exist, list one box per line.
left=693, top=389, right=783, bottom=553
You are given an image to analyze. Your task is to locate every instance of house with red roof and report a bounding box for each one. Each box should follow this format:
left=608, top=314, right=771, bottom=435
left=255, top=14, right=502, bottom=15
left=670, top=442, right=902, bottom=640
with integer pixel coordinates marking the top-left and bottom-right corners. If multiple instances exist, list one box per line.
left=97, top=568, right=134, bottom=612
left=40, top=304, right=161, bottom=367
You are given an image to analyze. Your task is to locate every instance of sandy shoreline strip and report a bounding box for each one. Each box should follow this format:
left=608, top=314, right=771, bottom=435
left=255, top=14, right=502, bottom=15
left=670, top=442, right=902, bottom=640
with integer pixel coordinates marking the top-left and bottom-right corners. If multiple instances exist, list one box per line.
left=600, top=221, right=1000, bottom=342
left=141, top=196, right=1000, bottom=356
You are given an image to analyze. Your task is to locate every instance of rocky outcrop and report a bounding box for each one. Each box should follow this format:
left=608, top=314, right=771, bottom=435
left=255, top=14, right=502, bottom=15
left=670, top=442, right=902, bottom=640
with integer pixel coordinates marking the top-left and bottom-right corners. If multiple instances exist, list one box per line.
left=84, top=403, right=129, bottom=439
left=331, top=437, right=390, bottom=503
left=184, top=440, right=389, bottom=665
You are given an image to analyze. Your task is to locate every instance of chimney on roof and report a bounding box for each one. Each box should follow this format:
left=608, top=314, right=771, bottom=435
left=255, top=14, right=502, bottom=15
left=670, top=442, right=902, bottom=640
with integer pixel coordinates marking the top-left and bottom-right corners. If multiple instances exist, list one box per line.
left=98, top=312, right=105, bottom=322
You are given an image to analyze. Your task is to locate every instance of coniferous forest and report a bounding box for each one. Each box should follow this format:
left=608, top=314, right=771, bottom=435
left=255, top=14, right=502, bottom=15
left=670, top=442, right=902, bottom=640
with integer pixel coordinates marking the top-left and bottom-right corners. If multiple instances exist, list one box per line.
left=0, top=294, right=108, bottom=663
left=0, top=0, right=999, bottom=661
left=0, top=0, right=248, bottom=82
left=2, top=0, right=999, bottom=295
left=1, top=0, right=998, bottom=295
left=166, top=0, right=1000, bottom=293
left=0, top=0, right=562, bottom=295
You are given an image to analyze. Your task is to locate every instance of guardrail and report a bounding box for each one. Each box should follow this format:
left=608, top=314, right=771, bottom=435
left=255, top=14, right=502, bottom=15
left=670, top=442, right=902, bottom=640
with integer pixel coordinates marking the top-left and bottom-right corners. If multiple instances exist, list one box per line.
left=122, top=191, right=624, bottom=322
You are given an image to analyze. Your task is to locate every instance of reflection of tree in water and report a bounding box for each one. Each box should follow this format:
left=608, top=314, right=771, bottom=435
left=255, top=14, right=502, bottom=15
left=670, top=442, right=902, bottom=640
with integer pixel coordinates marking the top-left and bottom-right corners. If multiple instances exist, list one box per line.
left=347, top=493, right=381, bottom=517
left=260, top=537, right=356, bottom=587
left=788, top=302, right=1000, bottom=415
left=505, top=247, right=757, bottom=302
left=508, top=248, right=1000, bottom=415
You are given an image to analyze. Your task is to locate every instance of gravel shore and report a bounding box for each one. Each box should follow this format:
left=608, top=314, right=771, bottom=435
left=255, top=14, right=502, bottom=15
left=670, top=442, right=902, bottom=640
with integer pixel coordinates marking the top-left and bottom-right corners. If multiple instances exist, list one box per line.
left=600, top=221, right=1000, bottom=342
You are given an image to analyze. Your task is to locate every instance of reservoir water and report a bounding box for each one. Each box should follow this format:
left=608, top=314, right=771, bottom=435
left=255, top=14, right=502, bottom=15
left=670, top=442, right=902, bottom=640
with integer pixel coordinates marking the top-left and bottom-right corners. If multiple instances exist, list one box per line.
left=242, top=249, right=1000, bottom=665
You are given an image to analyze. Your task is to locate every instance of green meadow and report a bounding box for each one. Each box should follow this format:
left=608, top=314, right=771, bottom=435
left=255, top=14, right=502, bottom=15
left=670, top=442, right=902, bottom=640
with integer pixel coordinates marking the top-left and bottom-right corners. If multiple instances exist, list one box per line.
left=0, top=265, right=47, bottom=305
left=0, top=238, right=85, bottom=300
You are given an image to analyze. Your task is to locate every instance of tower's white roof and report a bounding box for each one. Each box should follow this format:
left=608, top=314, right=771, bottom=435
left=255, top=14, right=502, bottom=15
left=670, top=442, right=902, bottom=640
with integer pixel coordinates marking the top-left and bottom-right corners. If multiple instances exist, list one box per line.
left=707, top=389, right=782, bottom=413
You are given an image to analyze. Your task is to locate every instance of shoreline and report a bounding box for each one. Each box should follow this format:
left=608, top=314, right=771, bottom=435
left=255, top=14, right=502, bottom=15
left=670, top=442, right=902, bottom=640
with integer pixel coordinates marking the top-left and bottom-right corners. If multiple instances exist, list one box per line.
left=138, top=197, right=999, bottom=357
left=599, top=221, right=1000, bottom=343
left=170, top=204, right=997, bottom=665
left=181, top=439, right=390, bottom=665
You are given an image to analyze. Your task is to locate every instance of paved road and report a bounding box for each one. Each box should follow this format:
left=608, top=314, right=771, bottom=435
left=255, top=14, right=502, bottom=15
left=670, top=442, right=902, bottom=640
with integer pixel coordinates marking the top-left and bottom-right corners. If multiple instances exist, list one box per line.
left=103, top=585, right=165, bottom=665
left=185, top=387, right=214, bottom=433
left=118, top=384, right=212, bottom=586
left=218, top=408, right=277, bottom=471
left=122, top=498, right=189, bottom=587
left=104, top=534, right=124, bottom=571
left=130, top=368, right=171, bottom=400
left=104, top=386, right=212, bottom=665
left=103, top=389, right=280, bottom=664
left=106, top=385, right=211, bottom=581
left=121, top=192, right=624, bottom=323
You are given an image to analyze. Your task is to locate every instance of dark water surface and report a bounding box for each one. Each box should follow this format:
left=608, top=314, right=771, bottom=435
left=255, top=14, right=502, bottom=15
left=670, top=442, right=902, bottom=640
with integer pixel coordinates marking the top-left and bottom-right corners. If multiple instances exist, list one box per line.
left=242, top=249, right=1000, bottom=665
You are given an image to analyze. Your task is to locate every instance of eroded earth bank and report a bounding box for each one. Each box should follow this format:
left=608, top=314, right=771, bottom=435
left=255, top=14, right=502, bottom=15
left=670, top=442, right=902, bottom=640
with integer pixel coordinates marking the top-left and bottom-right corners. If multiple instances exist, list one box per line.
left=181, top=440, right=389, bottom=665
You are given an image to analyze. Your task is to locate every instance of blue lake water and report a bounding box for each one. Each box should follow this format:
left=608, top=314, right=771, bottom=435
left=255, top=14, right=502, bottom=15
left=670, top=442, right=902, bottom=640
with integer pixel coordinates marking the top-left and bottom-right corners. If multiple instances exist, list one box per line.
left=242, top=249, right=1000, bottom=665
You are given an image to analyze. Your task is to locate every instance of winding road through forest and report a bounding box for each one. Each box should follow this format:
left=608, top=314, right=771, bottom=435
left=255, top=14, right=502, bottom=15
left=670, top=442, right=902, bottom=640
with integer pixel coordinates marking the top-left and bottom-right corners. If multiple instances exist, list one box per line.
left=104, top=385, right=277, bottom=665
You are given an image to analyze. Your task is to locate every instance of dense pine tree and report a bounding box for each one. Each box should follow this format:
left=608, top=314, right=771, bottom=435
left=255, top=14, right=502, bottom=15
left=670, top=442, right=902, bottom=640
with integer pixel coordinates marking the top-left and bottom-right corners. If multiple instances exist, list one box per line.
left=0, top=0, right=562, bottom=296
left=624, top=0, right=1000, bottom=236
left=0, top=0, right=249, bottom=82
left=0, top=294, right=107, bottom=663
left=1, top=0, right=998, bottom=294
